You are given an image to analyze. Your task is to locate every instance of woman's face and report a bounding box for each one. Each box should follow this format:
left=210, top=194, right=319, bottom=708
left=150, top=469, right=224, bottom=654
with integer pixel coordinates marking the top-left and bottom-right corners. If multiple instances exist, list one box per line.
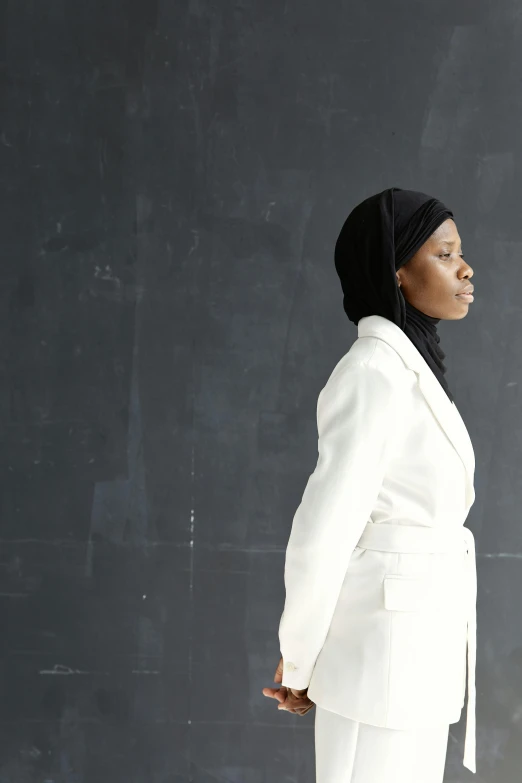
left=396, top=218, right=474, bottom=320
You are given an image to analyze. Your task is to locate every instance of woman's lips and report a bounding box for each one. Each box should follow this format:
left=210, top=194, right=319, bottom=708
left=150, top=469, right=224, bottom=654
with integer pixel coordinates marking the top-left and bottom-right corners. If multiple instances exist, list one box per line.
left=455, top=293, right=474, bottom=301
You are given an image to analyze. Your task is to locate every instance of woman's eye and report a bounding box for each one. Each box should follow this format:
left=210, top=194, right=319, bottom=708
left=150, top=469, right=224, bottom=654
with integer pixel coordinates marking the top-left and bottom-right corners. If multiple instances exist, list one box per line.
left=440, top=252, right=465, bottom=260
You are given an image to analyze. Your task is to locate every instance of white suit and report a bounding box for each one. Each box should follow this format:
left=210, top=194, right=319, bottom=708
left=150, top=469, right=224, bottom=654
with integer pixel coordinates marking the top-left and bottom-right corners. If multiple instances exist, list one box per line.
left=278, top=314, right=477, bottom=774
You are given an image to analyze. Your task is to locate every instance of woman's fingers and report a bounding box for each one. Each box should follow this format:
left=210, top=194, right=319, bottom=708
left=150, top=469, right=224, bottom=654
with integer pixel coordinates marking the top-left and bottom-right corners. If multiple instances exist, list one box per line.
left=262, top=686, right=287, bottom=702
left=262, top=683, right=315, bottom=715
left=291, top=706, right=313, bottom=715
left=278, top=689, right=313, bottom=714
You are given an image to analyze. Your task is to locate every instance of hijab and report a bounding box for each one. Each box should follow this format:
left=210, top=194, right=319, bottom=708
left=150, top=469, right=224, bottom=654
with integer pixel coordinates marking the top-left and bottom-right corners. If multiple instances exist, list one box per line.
left=334, top=187, right=455, bottom=403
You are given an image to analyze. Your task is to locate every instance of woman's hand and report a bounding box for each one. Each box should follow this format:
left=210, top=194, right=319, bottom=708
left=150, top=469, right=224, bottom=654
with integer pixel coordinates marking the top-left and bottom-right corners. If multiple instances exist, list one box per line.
left=262, top=656, right=315, bottom=716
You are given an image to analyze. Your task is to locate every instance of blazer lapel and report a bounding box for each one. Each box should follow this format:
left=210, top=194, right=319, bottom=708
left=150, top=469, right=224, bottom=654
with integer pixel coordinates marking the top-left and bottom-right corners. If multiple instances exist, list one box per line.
left=357, top=315, right=475, bottom=507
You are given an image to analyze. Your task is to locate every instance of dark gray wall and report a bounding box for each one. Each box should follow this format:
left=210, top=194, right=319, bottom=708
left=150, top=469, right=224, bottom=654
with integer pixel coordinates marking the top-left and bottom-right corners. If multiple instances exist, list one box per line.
left=1, top=0, right=521, bottom=780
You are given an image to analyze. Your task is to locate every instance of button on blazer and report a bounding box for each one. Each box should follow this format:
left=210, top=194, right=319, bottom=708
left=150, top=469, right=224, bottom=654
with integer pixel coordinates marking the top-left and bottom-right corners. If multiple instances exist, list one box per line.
left=278, top=314, right=476, bottom=729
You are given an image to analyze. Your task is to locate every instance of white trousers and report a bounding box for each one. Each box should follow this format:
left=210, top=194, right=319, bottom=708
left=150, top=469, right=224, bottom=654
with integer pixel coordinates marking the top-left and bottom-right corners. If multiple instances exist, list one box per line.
left=315, top=706, right=450, bottom=783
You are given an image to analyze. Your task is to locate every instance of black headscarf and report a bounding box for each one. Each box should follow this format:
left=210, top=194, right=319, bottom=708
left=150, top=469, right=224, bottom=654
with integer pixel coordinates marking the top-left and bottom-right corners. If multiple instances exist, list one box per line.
left=334, top=187, right=455, bottom=403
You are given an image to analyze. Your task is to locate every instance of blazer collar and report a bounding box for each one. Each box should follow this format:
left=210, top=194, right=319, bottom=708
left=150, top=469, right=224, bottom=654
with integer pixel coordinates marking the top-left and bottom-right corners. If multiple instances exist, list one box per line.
left=357, top=315, right=475, bottom=507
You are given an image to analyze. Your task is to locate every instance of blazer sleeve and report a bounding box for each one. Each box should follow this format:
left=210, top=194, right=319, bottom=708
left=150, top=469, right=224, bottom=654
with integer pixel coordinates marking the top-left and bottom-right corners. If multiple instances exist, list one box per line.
left=278, top=357, right=408, bottom=690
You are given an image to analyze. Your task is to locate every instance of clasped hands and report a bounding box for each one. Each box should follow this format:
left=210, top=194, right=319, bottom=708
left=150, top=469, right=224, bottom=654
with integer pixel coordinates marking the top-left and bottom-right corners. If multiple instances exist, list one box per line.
left=262, top=656, right=315, bottom=715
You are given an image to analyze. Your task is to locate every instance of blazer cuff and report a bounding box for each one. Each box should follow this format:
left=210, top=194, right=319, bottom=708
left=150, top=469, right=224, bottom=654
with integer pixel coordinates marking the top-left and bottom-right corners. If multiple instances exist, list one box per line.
left=280, top=661, right=314, bottom=690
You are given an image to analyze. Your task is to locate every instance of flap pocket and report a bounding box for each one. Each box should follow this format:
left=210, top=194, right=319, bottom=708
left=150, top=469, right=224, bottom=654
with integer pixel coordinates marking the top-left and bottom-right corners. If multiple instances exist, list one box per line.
left=383, top=574, right=428, bottom=612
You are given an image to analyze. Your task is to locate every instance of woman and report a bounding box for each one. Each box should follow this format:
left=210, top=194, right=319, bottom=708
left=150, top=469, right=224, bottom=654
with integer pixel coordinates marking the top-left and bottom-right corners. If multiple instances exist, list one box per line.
left=262, top=187, right=478, bottom=782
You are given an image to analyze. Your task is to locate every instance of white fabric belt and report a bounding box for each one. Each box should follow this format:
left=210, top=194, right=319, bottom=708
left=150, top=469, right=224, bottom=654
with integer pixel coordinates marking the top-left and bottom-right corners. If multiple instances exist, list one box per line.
left=356, top=521, right=477, bottom=774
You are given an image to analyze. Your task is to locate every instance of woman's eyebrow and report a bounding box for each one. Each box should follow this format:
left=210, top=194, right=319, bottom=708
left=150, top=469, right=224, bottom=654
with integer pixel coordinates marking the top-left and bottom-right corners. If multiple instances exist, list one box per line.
left=440, top=239, right=463, bottom=248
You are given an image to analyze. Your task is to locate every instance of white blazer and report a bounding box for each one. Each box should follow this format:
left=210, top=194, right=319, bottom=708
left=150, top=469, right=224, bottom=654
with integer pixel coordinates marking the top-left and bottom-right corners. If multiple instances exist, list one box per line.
left=278, top=314, right=478, bottom=772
